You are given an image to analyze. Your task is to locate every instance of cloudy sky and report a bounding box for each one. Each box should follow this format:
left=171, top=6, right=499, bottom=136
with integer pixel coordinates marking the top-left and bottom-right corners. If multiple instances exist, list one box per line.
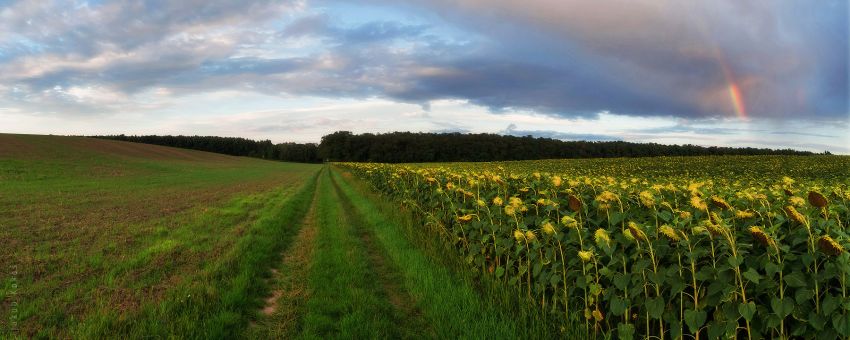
left=1, top=0, right=848, bottom=153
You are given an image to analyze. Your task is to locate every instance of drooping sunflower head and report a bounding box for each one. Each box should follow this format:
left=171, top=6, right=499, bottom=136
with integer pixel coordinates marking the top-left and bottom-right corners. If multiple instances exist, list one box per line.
left=784, top=205, right=807, bottom=226
left=504, top=205, right=516, bottom=216
left=808, top=191, right=829, bottom=208
left=578, top=250, right=593, bottom=262
left=781, top=176, right=795, bottom=186
left=457, top=214, right=474, bottom=223
left=709, top=212, right=723, bottom=225
left=594, top=228, right=610, bottom=247
left=492, top=196, right=504, bottom=206
left=659, top=225, right=680, bottom=243
left=690, top=196, right=708, bottom=211
left=596, top=191, right=619, bottom=210
left=542, top=221, right=556, bottom=236
left=551, top=175, right=563, bottom=187
left=735, top=209, right=756, bottom=219
left=710, top=196, right=732, bottom=210
left=702, top=220, right=726, bottom=238
left=568, top=195, right=582, bottom=211
left=561, top=215, right=579, bottom=229
left=623, top=228, right=635, bottom=242
left=513, top=229, right=525, bottom=242
left=627, top=222, right=648, bottom=243
left=749, top=226, right=776, bottom=249
left=592, top=309, right=604, bottom=322
left=818, top=235, right=844, bottom=256
left=639, top=191, right=655, bottom=208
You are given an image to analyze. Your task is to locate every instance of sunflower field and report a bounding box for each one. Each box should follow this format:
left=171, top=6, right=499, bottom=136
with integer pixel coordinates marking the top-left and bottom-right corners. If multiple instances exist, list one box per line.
left=338, top=156, right=850, bottom=339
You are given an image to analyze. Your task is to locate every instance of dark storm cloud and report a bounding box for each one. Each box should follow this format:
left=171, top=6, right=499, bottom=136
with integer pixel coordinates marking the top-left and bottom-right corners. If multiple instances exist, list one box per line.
left=384, top=58, right=697, bottom=118
left=352, top=0, right=849, bottom=120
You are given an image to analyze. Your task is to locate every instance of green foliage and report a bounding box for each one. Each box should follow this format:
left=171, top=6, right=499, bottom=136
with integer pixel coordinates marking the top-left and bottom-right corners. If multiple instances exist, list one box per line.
left=94, top=134, right=321, bottom=163
left=317, top=130, right=815, bottom=163
left=340, top=156, right=850, bottom=339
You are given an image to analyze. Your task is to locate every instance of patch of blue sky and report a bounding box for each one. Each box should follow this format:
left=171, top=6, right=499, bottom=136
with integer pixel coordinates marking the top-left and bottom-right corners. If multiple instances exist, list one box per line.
left=0, top=36, right=48, bottom=60
left=74, top=0, right=104, bottom=9
left=318, top=1, right=475, bottom=45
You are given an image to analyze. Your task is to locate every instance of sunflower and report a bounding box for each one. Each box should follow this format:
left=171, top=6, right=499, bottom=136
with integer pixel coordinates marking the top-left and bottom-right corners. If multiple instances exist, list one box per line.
left=561, top=215, right=579, bottom=229
left=594, top=228, right=610, bottom=247
left=627, top=222, right=648, bottom=242
left=552, top=175, right=563, bottom=187
left=808, top=191, right=829, bottom=208
left=659, top=225, right=680, bottom=242
left=818, top=235, right=844, bottom=256
left=504, top=205, right=516, bottom=216
left=639, top=191, right=655, bottom=208
left=542, top=221, right=556, bottom=235
left=690, top=196, right=708, bottom=211
left=784, top=205, right=807, bottom=225
left=749, top=226, right=776, bottom=249
left=513, top=229, right=525, bottom=241
left=456, top=214, right=474, bottom=223
left=710, top=196, right=732, bottom=210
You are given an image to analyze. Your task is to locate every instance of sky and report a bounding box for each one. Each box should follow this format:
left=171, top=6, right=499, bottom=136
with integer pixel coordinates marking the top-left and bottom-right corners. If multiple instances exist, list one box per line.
left=1, top=0, right=848, bottom=153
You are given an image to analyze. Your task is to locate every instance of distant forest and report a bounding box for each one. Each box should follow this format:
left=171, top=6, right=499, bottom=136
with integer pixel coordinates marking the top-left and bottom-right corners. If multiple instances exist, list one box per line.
left=93, top=131, right=815, bottom=164
left=318, top=131, right=814, bottom=162
left=94, top=134, right=321, bottom=163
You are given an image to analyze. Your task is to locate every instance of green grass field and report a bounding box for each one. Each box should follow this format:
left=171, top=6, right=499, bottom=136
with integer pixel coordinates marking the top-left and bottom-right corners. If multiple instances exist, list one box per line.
left=0, top=134, right=556, bottom=338
left=0, top=134, right=321, bottom=337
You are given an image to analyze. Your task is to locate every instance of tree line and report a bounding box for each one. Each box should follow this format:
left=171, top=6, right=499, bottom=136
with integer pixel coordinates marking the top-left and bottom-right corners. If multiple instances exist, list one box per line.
left=93, top=131, right=815, bottom=164
left=318, top=131, right=814, bottom=163
left=93, top=134, right=322, bottom=163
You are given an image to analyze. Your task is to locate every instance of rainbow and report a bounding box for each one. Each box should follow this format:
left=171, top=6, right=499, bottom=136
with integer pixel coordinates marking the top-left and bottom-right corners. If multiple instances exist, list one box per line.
left=727, top=82, right=747, bottom=119
left=689, top=10, right=749, bottom=120
left=714, top=49, right=748, bottom=120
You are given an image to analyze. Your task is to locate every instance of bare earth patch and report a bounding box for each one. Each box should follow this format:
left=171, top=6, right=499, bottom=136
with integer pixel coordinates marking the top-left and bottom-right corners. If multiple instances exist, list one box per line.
left=259, top=189, right=319, bottom=326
